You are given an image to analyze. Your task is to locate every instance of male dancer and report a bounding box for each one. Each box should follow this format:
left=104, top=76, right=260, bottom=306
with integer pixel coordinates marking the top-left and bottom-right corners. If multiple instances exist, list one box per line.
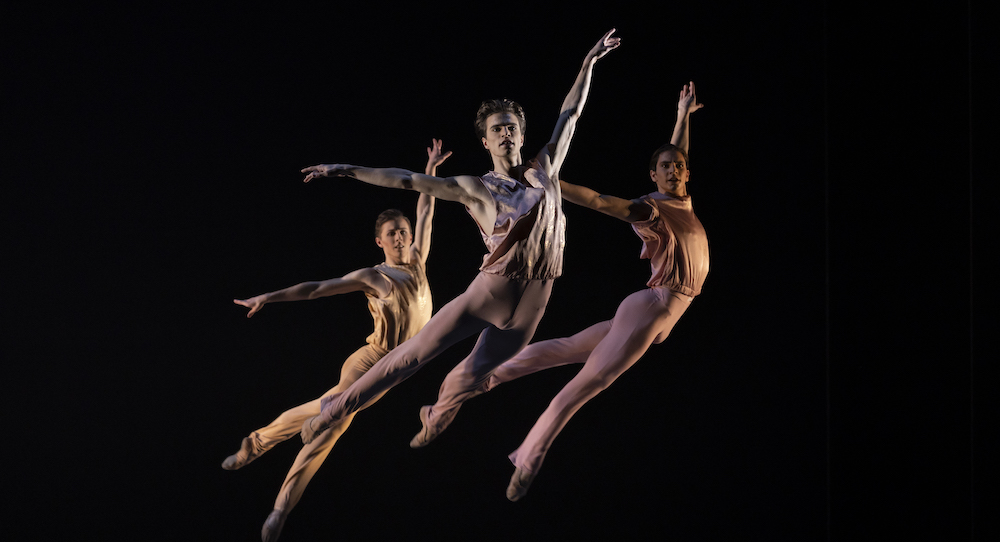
left=223, top=140, right=449, bottom=541
left=299, top=29, right=621, bottom=446
left=410, top=84, right=709, bottom=501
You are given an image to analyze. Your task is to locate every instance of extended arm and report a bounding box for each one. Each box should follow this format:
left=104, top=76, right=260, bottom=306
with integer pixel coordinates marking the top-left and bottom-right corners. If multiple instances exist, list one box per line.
left=536, top=29, right=621, bottom=178
left=301, top=163, right=494, bottom=227
left=234, top=267, right=389, bottom=318
left=559, top=179, right=651, bottom=223
left=669, top=81, right=703, bottom=153
left=410, top=139, right=451, bottom=264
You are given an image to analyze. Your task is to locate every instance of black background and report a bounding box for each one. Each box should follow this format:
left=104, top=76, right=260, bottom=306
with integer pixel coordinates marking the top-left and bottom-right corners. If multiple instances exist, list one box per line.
left=4, top=2, right=993, bottom=540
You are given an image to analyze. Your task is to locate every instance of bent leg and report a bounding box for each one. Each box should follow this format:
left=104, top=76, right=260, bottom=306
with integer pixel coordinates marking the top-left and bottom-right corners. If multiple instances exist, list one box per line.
left=509, top=289, right=690, bottom=475
left=224, top=345, right=385, bottom=470
left=270, top=346, right=385, bottom=512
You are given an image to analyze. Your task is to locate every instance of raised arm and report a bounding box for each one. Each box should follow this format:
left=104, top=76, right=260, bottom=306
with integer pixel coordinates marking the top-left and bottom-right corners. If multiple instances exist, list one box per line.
left=536, top=29, right=621, bottom=178
left=411, top=138, right=451, bottom=264
left=559, top=179, right=652, bottom=223
left=669, top=81, right=703, bottom=153
left=233, top=267, right=390, bottom=318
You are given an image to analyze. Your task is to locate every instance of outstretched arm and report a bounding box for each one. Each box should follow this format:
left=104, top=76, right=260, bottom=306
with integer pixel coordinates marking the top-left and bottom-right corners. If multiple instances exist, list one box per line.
left=411, top=139, right=451, bottom=265
left=559, top=179, right=651, bottom=223
left=233, top=267, right=390, bottom=318
left=670, top=81, right=703, bottom=153
left=536, top=28, right=621, bottom=179
left=301, top=164, right=495, bottom=230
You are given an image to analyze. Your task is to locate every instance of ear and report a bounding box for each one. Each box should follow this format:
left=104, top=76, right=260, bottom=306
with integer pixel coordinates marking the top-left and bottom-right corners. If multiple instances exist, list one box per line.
left=482, top=136, right=489, bottom=150
left=649, top=169, right=657, bottom=183
left=375, top=237, right=384, bottom=248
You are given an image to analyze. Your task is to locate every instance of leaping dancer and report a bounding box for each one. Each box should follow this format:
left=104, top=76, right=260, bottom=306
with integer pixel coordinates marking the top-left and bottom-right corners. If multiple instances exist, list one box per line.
left=223, top=140, right=450, bottom=541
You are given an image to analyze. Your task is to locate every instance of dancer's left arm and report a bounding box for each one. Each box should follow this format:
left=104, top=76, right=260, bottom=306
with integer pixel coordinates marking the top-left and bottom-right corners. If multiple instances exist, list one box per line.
left=411, top=138, right=451, bottom=265
left=670, top=81, right=703, bottom=153
left=536, top=28, right=621, bottom=180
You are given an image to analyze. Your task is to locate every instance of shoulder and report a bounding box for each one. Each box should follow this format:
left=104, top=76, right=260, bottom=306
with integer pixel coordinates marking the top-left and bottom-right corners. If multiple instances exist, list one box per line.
left=343, top=266, right=393, bottom=297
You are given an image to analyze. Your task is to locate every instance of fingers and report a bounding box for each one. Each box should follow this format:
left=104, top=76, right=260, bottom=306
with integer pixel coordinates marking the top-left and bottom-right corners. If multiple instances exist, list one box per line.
left=603, top=28, right=621, bottom=48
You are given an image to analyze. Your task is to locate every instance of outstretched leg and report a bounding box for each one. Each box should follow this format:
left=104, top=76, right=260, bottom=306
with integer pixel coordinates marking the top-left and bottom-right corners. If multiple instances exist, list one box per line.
left=506, top=288, right=691, bottom=499
left=304, top=273, right=553, bottom=444
left=411, top=319, right=612, bottom=448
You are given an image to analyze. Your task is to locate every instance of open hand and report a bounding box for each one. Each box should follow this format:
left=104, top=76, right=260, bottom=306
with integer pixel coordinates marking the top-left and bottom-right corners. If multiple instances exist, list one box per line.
left=678, top=81, right=704, bottom=115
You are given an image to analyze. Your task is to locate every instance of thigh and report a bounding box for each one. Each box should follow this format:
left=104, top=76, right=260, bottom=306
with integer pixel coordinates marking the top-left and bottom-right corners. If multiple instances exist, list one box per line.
left=336, top=344, right=388, bottom=391
left=578, top=289, right=688, bottom=382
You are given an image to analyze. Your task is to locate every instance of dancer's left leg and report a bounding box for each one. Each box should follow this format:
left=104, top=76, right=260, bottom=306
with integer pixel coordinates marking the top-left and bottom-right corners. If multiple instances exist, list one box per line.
left=508, top=288, right=691, bottom=481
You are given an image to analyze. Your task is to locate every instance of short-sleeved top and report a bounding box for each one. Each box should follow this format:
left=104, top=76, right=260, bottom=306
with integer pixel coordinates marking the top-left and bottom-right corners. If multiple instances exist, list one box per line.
left=469, top=165, right=566, bottom=280
left=364, top=260, right=432, bottom=351
left=631, top=191, right=710, bottom=297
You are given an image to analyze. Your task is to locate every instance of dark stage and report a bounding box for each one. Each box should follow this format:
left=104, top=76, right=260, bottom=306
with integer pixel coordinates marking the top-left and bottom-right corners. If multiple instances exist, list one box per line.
left=4, top=2, right=992, bottom=540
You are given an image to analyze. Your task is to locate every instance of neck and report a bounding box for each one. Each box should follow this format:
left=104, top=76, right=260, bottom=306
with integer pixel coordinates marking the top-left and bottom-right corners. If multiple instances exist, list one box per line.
left=384, top=253, right=410, bottom=266
left=490, top=153, right=523, bottom=176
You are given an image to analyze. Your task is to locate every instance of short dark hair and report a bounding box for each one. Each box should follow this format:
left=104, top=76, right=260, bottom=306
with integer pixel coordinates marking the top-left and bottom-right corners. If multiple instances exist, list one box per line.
left=474, top=99, right=526, bottom=138
left=374, top=209, right=411, bottom=238
left=648, top=143, right=690, bottom=171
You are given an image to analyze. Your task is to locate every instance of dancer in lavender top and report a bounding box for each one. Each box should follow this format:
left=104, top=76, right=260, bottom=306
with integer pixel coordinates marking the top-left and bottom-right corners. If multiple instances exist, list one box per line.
left=223, top=140, right=449, bottom=542
left=298, top=29, right=621, bottom=447
left=411, top=83, right=709, bottom=501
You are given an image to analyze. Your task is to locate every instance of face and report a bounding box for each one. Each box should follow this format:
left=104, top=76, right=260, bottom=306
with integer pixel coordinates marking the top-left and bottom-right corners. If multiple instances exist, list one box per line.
left=481, top=112, right=524, bottom=159
left=649, top=150, right=690, bottom=197
left=375, top=218, right=412, bottom=263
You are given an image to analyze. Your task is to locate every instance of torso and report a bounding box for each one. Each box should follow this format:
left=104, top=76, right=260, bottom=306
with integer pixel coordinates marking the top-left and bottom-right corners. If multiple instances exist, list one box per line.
left=468, top=164, right=565, bottom=280
left=631, top=192, right=710, bottom=296
left=364, top=260, right=433, bottom=350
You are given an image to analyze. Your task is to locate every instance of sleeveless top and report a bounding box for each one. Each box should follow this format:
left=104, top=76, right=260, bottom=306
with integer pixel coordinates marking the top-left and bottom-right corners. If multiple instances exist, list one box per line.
left=469, top=164, right=566, bottom=280
left=364, top=260, right=432, bottom=351
left=631, top=192, right=710, bottom=297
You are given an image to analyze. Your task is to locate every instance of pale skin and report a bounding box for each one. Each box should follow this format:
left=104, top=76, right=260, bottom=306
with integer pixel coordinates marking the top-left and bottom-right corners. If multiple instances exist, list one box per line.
left=559, top=82, right=702, bottom=223
left=300, top=29, right=621, bottom=233
left=234, top=139, right=450, bottom=317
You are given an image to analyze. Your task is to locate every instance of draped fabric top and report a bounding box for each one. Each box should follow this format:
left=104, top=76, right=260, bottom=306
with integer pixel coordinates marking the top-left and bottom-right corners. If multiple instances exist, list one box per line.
left=631, top=191, right=709, bottom=296
left=365, top=260, right=433, bottom=351
left=469, top=164, right=566, bottom=280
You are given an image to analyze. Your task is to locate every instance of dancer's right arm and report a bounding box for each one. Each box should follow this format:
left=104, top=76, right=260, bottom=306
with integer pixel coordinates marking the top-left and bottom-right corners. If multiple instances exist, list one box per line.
left=234, top=267, right=390, bottom=318
left=301, top=164, right=493, bottom=226
left=559, top=179, right=652, bottom=223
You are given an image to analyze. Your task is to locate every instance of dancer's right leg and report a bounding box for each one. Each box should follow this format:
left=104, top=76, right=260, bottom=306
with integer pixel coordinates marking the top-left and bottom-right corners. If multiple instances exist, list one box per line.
left=306, top=273, right=546, bottom=442
left=304, top=276, right=499, bottom=438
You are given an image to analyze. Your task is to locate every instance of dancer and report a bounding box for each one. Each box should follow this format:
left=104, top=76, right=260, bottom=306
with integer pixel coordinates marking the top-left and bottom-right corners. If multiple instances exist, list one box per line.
left=411, top=83, right=708, bottom=501
left=223, top=139, right=450, bottom=542
left=299, top=29, right=621, bottom=446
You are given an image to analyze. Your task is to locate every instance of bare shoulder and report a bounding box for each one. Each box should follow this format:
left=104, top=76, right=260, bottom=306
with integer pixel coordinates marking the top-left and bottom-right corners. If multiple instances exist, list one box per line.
left=341, top=267, right=391, bottom=296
